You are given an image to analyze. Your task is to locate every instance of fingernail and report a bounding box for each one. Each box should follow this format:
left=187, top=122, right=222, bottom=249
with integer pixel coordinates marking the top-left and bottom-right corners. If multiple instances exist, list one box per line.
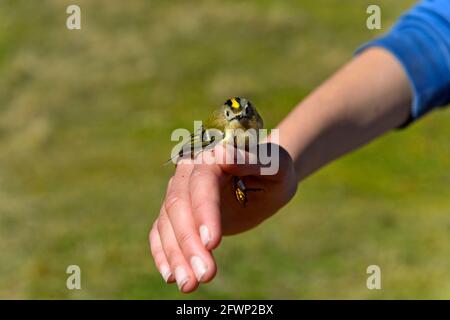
left=159, top=264, right=171, bottom=283
left=190, top=256, right=207, bottom=282
left=175, top=266, right=189, bottom=291
left=199, top=225, right=210, bottom=247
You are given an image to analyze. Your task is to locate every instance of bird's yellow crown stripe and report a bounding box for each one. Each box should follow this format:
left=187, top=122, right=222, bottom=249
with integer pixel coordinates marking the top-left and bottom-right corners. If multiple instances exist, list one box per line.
left=230, top=98, right=240, bottom=109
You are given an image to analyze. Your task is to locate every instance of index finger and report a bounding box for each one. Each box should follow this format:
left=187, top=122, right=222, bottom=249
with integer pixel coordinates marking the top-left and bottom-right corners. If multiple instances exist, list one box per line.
left=164, top=160, right=217, bottom=283
left=189, top=162, right=224, bottom=250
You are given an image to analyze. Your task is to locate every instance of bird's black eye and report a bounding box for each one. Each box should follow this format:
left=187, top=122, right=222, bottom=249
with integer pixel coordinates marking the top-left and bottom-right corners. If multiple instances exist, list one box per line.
left=226, top=111, right=230, bottom=117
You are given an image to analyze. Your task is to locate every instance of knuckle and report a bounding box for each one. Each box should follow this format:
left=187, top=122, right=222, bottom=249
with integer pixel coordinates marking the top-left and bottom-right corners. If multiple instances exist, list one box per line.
left=165, top=249, right=179, bottom=264
left=189, top=168, right=201, bottom=183
left=156, top=217, right=166, bottom=234
left=191, top=193, right=219, bottom=216
left=177, top=230, right=194, bottom=248
left=191, top=199, right=208, bottom=214
left=164, top=191, right=183, bottom=212
left=189, top=168, right=208, bottom=189
left=190, top=166, right=204, bottom=178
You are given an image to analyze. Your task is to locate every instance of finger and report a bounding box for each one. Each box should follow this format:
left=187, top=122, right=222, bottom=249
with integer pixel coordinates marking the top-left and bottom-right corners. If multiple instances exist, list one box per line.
left=213, top=143, right=262, bottom=176
left=164, top=162, right=217, bottom=283
left=149, top=219, right=174, bottom=283
left=215, top=143, right=291, bottom=180
left=189, top=163, right=224, bottom=250
left=157, top=209, right=198, bottom=293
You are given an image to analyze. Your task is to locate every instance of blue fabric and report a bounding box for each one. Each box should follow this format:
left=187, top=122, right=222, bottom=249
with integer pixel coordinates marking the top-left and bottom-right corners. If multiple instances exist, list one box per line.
left=357, top=0, right=450, bottom=121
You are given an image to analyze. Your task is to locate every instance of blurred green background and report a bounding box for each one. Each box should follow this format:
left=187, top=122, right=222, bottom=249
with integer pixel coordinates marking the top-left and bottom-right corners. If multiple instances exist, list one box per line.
left=1, top=0, right=449, bottom=299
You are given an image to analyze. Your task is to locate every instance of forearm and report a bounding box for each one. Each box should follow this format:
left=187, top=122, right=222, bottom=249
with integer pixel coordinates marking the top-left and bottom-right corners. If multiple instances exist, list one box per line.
left=277, top=48, right=412, bottom=182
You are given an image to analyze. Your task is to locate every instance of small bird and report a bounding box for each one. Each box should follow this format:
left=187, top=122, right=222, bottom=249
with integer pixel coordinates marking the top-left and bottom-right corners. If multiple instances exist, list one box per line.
left=171, top=97, right=264, bottom=206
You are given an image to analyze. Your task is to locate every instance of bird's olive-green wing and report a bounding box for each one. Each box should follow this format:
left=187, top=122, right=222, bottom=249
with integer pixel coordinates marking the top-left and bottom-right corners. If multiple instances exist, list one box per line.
left=166, top=126, right=223, bottom=164
left=165, top=106, right=228, bottom=164
left=204, top=108, right=228, bottom=132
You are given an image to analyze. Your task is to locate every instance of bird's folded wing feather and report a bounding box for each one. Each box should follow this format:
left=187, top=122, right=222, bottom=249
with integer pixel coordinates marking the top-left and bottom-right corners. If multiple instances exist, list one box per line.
left=166, top=127, right=223, bottom=164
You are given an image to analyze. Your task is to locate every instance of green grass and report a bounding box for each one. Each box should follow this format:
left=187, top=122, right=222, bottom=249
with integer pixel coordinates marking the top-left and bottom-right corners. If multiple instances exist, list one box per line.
left=1, top=0, right=450, bottom=299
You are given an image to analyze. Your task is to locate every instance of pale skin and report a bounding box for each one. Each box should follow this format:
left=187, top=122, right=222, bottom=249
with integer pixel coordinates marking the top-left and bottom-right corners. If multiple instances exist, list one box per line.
left=149, top=47, right=412, bottom=293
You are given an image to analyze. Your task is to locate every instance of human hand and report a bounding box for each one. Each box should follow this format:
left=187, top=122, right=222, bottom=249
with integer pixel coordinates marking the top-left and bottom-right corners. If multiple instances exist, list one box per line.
left=149, top=143, right=297, bottom=293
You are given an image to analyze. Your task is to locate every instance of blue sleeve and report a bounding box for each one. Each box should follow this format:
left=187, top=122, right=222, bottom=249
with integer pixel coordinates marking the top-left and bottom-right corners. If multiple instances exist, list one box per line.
left=356, top=0, right=450, bottom=123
